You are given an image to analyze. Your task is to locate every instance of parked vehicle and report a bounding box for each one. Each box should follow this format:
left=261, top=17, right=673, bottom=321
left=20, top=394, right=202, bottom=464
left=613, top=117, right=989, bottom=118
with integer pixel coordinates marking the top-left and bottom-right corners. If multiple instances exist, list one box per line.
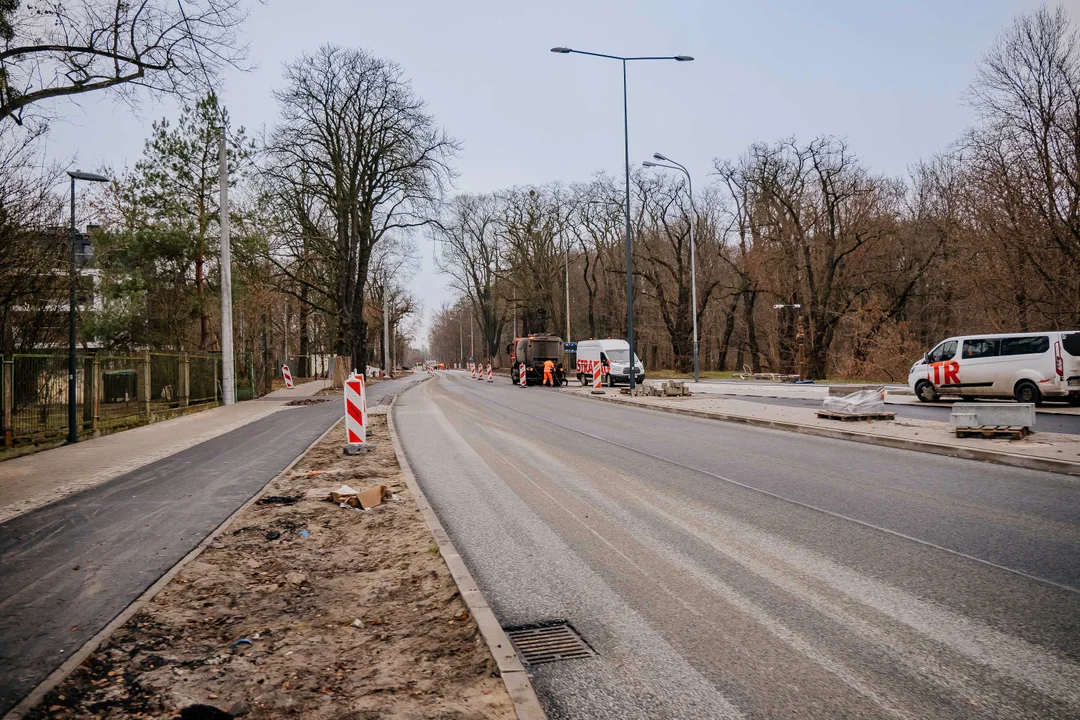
left=908, top=331, right=1080, bottom=406
left=575, top=339, right=645, bottom=387
left=507, top=334, right=566, bottom=386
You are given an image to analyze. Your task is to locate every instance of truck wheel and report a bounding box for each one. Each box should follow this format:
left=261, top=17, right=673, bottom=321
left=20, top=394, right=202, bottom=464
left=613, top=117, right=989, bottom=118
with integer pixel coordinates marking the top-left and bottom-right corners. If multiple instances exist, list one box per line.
left=915, top=380, right=939, bottom=403
left=1014, top=380, right=1042, bottom=406
left=511, top=366, right=518, bottom=385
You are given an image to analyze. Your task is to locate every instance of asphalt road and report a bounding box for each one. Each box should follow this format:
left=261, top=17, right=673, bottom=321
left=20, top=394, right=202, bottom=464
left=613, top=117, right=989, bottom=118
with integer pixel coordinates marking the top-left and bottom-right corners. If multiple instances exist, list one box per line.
left=725, top=395, right=1080, bottom=435
left=395, top=371, right=1080, bottom=720
left=0, top=375, right=422, bottom=715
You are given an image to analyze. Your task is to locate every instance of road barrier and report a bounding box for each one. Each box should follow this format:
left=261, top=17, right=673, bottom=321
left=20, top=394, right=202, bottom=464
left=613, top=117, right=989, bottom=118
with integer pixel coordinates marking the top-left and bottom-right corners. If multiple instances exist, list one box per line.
left=282, top=364, right=294, bottom=389
left=487, top=364, right=493, bottom=382
left=519, top=364, right=526, bottom=387
left=343, top=373, right=367, bottom=454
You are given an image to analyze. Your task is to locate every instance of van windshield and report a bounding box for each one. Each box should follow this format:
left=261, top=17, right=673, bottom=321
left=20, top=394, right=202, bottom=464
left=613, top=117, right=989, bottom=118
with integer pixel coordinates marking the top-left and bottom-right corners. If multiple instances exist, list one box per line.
left=607, top=349, right=640, bottom=364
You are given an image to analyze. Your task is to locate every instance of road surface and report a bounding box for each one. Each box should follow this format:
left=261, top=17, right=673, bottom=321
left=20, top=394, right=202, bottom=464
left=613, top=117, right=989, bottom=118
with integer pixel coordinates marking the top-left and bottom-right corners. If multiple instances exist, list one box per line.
left=0, top=374, right=422, bottom=714
left=395, top=371, right=1080, bottom=720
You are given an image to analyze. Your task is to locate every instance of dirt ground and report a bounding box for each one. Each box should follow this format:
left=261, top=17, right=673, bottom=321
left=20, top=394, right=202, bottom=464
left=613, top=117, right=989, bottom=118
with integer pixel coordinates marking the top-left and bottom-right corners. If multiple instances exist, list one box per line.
left=29, top=414, right=515, bottom=720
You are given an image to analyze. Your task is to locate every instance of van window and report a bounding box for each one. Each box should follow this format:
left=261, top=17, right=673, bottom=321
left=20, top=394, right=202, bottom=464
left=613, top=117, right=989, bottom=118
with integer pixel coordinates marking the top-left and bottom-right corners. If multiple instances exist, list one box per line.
left=1064, top=333, right=1080, bottom=356
left=927, top=340, right=957, bottom=363
left=607, top=349, right=640, bottom=364
left=1000, top=336, right=1049, bottom=356
left=962, top=338, right=1000, bottom=359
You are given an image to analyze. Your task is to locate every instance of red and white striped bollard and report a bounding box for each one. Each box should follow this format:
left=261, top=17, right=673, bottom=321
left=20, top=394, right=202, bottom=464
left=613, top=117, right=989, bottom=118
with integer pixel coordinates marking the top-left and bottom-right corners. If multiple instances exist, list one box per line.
left=343, top=373, right=367, bottom=454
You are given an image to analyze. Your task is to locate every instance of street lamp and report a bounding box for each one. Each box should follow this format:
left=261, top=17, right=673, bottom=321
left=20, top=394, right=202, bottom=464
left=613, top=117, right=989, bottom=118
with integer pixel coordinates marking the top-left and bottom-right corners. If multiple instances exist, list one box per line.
left=66, top=170, right=109, bottom=444
left=550, top=47, right=693, bottom=391
left=643, top=153, right=700, bottom=382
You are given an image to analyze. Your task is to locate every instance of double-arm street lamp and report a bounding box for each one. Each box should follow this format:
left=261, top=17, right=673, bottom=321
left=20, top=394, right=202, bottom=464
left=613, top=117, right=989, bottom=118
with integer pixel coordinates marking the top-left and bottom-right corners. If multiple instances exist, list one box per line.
left=643, top=153, right=699, bottom=382
left=66, top=170, right=109, bottom=444
left=550, top=47, right=693, bottom=391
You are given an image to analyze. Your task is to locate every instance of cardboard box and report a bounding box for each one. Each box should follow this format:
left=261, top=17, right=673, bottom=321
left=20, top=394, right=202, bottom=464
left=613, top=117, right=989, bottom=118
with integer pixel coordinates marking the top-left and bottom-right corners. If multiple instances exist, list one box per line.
left=357, top=484, right=392, bottom=509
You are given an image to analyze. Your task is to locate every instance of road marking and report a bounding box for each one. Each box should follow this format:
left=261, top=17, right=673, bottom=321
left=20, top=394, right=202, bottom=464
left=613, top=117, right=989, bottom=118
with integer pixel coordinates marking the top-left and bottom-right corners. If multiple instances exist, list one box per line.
left=441, top=373, right=1080, bottom=596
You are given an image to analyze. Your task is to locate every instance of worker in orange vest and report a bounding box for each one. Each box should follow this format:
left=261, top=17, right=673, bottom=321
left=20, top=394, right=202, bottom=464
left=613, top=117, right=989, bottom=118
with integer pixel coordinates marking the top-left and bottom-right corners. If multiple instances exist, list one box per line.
left=542, top=358, right=556, bottom=387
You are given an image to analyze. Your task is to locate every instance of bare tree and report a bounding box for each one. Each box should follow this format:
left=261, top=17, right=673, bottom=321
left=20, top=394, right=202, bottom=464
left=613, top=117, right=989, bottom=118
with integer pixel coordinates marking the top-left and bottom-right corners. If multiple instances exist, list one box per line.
left=965, top=4, right=1080, bottom=327
left=433, top=193, right=506, bottom=362
left=0, top=0, right=251, bottom=127
left=267, top=45, right=457, bottom=366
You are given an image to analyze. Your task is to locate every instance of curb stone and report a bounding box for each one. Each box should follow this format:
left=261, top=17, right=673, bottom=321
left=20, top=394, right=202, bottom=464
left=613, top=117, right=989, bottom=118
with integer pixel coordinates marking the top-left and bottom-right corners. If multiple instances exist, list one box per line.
left=387, top=382, right=547, bottom=720
left=584, top=393, right=1080, bottom=478
left=2, top=415, right=343, bottom=720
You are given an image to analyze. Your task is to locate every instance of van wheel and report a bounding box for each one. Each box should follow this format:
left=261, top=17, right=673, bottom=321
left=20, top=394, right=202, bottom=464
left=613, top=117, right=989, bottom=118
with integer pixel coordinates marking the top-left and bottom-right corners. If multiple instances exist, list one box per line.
left=607, top=373, right=616, bottom=388
left=1014, top=380, right=1042, bottom=406
left=1068, top=395, right=1080, bottom=406
left=579, top=373, right=587, bottom=387
left=915, top=380, right=939, bottom=403
left=960, top=396, right=976, bottom=402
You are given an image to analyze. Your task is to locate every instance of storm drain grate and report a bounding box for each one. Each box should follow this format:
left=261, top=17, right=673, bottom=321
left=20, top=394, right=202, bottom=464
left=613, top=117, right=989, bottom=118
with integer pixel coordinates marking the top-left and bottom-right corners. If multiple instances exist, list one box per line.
left=505, top=622, right=595, bottom=665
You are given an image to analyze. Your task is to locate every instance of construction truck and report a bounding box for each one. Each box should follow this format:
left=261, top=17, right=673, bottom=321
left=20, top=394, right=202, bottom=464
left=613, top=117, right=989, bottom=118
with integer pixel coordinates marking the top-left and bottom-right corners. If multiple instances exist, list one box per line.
left=508, top=334, right=567, bottom=386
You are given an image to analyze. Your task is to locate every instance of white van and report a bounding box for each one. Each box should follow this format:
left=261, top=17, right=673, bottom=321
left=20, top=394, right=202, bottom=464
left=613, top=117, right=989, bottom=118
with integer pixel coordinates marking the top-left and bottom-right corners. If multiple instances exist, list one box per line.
left=575, top=339, right=645, bottom=387
left=908, top=331, right=1080, bottom=405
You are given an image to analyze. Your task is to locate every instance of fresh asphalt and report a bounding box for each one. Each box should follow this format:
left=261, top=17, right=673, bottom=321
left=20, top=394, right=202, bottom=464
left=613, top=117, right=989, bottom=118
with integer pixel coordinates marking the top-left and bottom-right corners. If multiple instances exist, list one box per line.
left=395, top=371, right=1080, bottom=720
left=0, top=375, right=423, bottom=715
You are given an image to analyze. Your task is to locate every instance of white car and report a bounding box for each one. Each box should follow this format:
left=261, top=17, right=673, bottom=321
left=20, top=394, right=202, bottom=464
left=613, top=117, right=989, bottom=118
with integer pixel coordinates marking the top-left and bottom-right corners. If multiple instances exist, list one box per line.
left=908, top=331, right=1080, bottom=406
left=575, top=339, right=644, bottom=387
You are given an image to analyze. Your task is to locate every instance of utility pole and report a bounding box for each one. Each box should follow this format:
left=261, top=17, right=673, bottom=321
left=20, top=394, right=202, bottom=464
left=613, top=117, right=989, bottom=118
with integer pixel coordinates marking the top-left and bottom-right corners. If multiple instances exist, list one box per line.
left=218, top=133, right=235, bottom=404
left=565, top=240, right=571, bottom=342
left=383, top=273, right=391, bottom=378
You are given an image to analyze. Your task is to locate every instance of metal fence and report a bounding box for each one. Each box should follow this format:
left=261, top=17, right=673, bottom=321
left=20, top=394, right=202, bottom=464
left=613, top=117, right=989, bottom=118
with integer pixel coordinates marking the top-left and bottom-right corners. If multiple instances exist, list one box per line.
left=1, top=351, right=255, bottom=448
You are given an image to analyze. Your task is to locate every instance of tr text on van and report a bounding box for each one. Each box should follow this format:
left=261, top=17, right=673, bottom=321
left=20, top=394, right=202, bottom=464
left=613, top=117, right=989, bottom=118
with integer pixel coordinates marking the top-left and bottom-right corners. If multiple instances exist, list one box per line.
left=908, top=331, right=1080, bottom=406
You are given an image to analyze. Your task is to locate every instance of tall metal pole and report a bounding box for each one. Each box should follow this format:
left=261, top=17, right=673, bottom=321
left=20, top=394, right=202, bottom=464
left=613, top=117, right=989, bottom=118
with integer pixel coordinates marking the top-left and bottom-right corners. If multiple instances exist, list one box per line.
left=383, top=273, right=391, bottom=378
left=622, top=59, right=637, bottom=391
left=458, top=316, right=463, bottom=367
left=67, top=176, right=77, bottom=444
left=565, top=240, right=571, bottom=342
left=645, top=155, right=699, bottom=381
left=550, top=47, right=692, bottom=390
left=687, top=172, right=698, bottom=383
left=219, top=134, right=235, bottom=405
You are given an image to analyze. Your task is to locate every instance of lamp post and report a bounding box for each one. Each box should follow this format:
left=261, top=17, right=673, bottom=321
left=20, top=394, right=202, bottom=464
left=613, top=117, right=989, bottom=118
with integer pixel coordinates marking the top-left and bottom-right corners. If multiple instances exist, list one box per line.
left=550, top=47, right=693, bottom=391
left=66, top=170, right=109, bottom=445
left=456, top=313, right=464, bottom=368
left=217, top=131, right=236, bottom=405
left=643, top=153, right=699, bottom=382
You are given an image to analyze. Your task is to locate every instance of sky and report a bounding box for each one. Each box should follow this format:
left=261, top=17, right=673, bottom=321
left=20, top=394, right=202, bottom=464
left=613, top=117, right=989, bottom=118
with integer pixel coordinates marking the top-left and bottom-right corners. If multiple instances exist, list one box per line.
left=40, top=0, right=1058, bottom=342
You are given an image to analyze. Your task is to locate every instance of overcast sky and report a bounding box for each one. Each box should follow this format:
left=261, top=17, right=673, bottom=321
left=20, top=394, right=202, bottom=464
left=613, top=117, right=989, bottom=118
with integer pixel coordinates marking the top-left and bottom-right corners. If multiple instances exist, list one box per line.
left=42, top=0, right=1054, bottom=343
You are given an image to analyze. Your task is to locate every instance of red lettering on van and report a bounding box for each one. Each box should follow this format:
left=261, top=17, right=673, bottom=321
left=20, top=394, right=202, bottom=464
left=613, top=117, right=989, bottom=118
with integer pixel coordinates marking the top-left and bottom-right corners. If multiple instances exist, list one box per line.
left=942, top=360, right=960, bottom=385
left=929, top=360, right=960, bottom=386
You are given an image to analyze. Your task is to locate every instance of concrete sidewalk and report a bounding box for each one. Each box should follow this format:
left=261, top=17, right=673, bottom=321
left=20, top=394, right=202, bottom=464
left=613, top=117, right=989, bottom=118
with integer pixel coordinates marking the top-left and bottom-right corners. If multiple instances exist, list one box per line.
left=569, top=386, right=1080, bottom=476
left=665, top=378, right=1080, bottom=415
left=0, top=379, right=330, bottom=523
